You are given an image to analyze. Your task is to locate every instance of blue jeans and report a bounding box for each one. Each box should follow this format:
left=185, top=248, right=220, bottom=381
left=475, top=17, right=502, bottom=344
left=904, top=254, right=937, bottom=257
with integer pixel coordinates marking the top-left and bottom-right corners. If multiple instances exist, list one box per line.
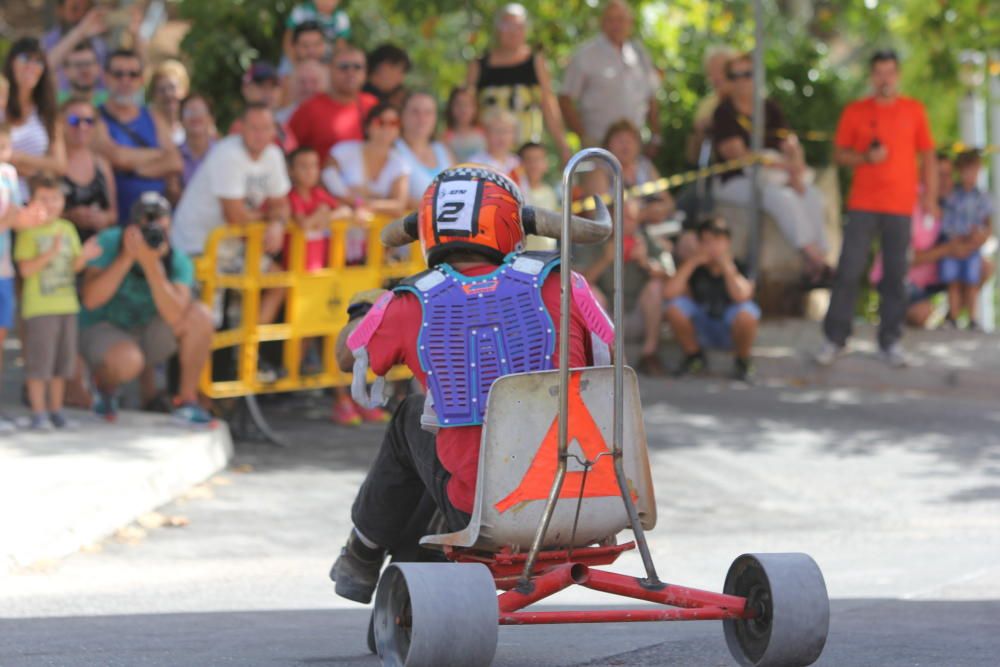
left=0, top=278, right=14, bottom=329
left=667, top=296, right=761, bottom=350
left=939, top=253, right=982, bottom=285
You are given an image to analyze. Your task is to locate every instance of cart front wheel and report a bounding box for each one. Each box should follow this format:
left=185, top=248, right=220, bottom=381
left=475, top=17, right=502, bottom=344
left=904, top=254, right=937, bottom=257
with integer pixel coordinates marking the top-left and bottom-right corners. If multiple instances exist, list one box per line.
left=373, top=562, right=498, bottom=667
left=723, top=553, right=829, bottom=667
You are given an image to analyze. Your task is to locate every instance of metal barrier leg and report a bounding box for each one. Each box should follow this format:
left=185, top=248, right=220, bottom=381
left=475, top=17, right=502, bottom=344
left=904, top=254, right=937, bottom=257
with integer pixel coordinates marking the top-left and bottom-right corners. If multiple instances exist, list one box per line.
left=240, top=394, right=290, bottom=448
left=216, top=395, right=289, bottom=448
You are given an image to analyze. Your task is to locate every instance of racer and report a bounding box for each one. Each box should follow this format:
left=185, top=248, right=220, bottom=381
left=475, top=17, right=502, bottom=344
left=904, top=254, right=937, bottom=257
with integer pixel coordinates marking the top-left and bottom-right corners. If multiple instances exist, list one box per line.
left=329, top=164, right=614, bottom=603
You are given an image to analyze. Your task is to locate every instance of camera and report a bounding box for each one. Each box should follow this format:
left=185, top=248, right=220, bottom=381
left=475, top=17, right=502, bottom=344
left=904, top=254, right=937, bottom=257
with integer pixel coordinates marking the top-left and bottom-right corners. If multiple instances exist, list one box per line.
left=129, top=191, right=171, bottom=249
left=140, top=223, right=165, bottom=249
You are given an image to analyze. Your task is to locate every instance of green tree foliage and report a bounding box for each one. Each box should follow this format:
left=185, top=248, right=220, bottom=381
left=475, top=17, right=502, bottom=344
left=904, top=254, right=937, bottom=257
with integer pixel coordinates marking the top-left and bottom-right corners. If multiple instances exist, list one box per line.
left=178, top=0, right=295, bottom=128
left=178, top=0, right=996, bottom=173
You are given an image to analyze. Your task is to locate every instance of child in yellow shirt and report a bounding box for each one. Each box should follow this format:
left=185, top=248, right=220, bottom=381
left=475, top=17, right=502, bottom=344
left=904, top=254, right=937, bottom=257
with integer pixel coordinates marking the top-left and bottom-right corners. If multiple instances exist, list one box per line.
left=14, top=172, right=100, bottom=430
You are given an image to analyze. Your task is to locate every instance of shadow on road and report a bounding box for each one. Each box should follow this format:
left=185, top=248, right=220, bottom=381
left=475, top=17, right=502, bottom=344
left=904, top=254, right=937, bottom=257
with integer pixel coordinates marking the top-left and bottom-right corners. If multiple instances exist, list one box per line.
left=238, top=382, right=1000, bottom=507
left=2, top=599, right=999, bottom=667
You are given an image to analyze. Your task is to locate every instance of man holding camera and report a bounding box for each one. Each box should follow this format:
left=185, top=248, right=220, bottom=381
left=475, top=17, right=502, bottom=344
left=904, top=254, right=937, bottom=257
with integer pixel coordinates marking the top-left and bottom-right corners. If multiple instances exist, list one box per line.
left=80, top=192, right=215, bottom=425
left=818, top=50, right=936, bottom=368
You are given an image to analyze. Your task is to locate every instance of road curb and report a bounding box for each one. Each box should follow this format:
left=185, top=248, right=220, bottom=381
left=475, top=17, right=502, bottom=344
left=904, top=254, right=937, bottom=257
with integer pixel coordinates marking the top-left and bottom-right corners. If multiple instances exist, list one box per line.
left=0, top=411, right=233, bottom=573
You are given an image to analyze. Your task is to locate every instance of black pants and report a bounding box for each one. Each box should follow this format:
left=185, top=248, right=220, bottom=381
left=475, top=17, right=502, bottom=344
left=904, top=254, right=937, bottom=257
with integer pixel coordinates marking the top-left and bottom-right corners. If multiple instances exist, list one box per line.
left=351, top=395, right=471, bottom=552
left=823, top=210, right=911, bottom=349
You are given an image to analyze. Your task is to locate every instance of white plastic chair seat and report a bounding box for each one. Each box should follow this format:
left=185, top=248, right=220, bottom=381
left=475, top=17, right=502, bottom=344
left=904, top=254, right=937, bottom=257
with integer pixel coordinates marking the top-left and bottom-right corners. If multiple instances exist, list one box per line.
left=421, top=365, right=656, bottom=552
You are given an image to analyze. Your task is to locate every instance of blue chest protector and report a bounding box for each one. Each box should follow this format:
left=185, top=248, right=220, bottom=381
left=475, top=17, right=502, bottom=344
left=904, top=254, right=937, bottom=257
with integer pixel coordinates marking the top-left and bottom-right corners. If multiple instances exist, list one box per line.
left=394, top=251, right=560, bottom=428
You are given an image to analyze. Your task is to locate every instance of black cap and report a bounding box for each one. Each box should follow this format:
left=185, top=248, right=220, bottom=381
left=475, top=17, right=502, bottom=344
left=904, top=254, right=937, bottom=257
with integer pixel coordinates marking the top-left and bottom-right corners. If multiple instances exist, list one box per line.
left=697, top=216, right=731, bottom=237
left=870, top=48, right=899, bottom=67
left=243, top=60, right=279, bottom=85
left=130, top=191, right=171, bottom=224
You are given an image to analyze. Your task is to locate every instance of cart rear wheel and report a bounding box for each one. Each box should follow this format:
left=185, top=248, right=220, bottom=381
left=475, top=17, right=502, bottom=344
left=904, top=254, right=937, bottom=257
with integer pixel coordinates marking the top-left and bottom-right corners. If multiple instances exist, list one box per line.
left=723, top=553, right=829, bottom=667
left=373, top=562, right=498, bottom=667
left=367, top=610, right=376, bottom=654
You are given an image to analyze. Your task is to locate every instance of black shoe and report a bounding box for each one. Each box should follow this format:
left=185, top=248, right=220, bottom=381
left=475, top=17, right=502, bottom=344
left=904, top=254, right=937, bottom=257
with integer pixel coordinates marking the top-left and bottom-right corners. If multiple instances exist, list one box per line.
left=801, top=264, right=835, bottom=290
left=142, top=391, right=174, bottom=414
left=329, top=531, right=385, bottom=604
left=637, top=353, right=668, bottom=378
left=732, top=357, right=754, bottom=383
left=673, top=351, right=707, bottom=377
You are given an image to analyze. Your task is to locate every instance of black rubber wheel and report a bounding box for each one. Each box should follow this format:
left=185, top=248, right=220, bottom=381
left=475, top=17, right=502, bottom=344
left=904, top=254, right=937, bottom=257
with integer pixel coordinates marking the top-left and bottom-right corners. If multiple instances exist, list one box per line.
left=367, top=610, right=376, bottom=655
left=723, top=553, right=829, bottom=667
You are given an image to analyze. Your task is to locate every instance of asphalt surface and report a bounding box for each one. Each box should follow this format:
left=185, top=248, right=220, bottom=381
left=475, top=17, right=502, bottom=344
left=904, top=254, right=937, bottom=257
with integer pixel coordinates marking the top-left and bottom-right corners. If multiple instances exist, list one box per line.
left=3, top=377, right=1000, bottom=666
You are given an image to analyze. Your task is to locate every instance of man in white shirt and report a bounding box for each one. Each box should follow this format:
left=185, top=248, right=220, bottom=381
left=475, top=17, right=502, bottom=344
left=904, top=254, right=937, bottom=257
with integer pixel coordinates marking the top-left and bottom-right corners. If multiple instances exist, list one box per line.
left=172, top=103, right=291, bottom=258
left=559, top=0, right=661, bottom=149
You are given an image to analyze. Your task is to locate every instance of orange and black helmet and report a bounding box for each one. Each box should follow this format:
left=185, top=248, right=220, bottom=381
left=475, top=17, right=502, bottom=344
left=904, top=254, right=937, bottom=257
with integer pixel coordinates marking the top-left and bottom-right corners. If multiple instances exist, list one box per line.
left=381, top=163, right=612, bottom=264
left=413, top=165, right=525, bottom=266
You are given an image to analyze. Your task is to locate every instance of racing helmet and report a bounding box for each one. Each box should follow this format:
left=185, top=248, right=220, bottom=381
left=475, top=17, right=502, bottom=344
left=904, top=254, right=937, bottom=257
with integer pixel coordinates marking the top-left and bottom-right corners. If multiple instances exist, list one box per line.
left=382, top=164, right=612, bottom=266
left=418, top=164, right=525, bottom=266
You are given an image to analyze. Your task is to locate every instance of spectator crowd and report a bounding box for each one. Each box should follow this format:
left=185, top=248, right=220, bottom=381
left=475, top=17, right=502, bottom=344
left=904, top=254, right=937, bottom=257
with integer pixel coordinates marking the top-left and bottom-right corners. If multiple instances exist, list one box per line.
left=0, top=0, right=993, bottom=429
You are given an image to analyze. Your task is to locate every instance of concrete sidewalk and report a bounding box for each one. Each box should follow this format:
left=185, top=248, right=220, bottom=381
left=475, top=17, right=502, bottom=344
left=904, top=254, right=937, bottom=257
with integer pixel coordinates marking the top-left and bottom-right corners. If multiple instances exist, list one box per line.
left=660, top=319, right=1000, bottom=400
left=0, top=408, right=232, bottom=573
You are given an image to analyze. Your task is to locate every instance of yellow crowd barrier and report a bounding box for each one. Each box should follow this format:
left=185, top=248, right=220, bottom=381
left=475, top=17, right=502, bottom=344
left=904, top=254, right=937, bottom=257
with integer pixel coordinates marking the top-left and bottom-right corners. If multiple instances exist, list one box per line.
left=194, top=216, right=424, bottom=399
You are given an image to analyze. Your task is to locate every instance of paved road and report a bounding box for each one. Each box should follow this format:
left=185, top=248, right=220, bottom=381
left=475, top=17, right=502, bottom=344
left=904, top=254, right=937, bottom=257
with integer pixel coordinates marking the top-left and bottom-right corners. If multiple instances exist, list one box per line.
left=3, top=378, right=1000, bottom=666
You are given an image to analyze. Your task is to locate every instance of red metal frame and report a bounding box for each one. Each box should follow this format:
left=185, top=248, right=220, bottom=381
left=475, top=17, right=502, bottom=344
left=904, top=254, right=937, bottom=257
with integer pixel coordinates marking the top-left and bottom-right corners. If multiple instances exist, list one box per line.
left=448, top=541, right=632, bottom=590
left=446, top=542, right=754, bottom=627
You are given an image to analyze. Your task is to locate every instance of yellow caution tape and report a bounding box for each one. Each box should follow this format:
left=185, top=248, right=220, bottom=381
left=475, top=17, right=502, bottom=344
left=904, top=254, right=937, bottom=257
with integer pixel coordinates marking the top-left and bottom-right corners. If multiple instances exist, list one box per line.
left=572, top=153, right=778, bottom=214
left=573, top=140, right=999, bottom=214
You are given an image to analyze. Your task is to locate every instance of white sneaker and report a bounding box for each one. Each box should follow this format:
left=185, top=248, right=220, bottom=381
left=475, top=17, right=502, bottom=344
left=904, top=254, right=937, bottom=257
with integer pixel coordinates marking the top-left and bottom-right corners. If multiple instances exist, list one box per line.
left=880, top=343, right=910, bottom=369
left=19, top=414, right=53, bottom=431
left=814, top=340, right=843, bottom=367
left=0, top=415, right=17, bottom=434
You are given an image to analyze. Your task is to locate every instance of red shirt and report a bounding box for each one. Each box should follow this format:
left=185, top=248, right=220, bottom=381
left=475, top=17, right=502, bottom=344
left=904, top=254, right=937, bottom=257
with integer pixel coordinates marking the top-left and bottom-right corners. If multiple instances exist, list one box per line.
left=365, top=265, right=595, bottom=513
left=289, top=185, right=340, bottom=216
left=287, top=186, right=341, bottom=271
left=288, top=92, right=378, bottom=158
left=834, top=96, right=934, bottom=215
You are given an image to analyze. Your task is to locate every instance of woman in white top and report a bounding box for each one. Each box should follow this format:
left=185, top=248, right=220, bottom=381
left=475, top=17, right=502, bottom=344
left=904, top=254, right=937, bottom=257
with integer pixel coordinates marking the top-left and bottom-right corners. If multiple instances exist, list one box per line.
left=2, top=37, right=66, bottom=198
left=322, top=102, right=409, bottom=219
left=321, top=103, right=410, bottom=424
left=394, top=91, right=454, bottom=208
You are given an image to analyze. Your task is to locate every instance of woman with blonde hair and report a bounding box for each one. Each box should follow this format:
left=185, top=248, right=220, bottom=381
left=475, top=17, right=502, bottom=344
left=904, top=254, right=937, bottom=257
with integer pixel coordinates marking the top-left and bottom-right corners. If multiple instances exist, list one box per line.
left=147, top=59, right=190, bottom=146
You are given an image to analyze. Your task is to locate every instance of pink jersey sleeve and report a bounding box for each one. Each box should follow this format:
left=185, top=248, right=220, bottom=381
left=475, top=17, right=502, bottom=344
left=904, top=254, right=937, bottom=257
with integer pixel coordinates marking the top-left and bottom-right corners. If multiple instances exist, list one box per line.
left=346, top=290, right=395, bottom=352
left=570, top=271, right=615, bottom=346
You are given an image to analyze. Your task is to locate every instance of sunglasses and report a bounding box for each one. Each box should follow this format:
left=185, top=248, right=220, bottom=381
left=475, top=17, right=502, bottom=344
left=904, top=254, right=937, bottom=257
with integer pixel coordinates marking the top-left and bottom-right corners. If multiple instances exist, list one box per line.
left=728, top=70, right=753, bottom=81
left=108, top=69, right=142, bottom=80
left=372, top=117, right=400, bottom=128
left=335, top=62, right=365, bottom=72
left=67, top=114, right=96, bottom=128
left=15, top=53, right=45, bottom=67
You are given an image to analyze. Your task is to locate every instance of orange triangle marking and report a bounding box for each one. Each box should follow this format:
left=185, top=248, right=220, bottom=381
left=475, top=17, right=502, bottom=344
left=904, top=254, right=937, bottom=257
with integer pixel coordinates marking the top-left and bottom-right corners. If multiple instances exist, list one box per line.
left=495, top=373, right=630, bottom=513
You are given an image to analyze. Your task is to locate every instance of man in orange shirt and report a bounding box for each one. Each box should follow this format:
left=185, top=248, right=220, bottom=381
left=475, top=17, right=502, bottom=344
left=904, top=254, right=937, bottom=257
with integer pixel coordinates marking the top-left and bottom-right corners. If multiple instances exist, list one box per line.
left=818, top=50, right=937, bottom=368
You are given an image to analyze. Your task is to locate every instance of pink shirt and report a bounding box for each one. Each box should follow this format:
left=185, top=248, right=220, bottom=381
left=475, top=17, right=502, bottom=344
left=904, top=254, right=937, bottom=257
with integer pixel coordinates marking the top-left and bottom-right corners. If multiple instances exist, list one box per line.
left=869, top=200, right=940, bottom=288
